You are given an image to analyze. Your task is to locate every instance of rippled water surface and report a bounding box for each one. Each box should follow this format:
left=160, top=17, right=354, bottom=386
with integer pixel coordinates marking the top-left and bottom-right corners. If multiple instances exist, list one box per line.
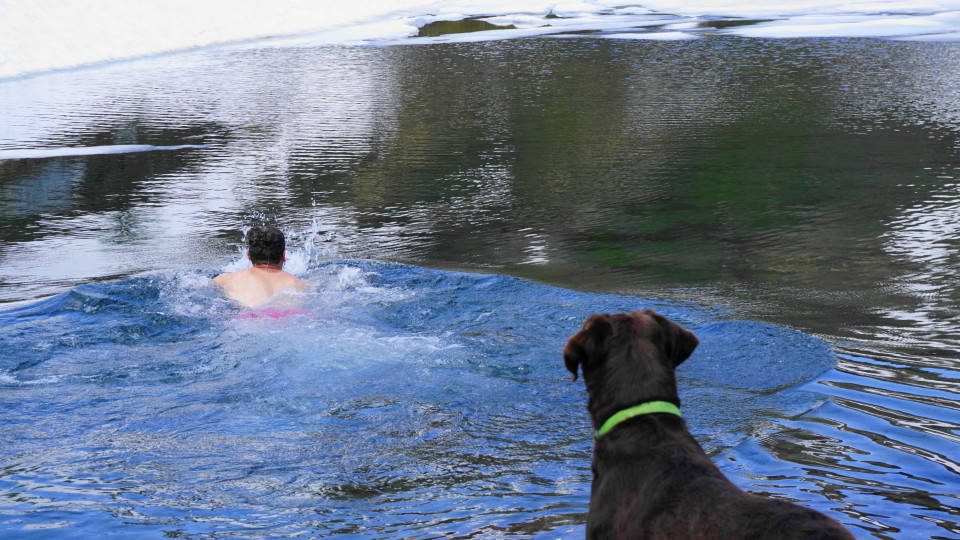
left=1, top=37, right=959, bottom=538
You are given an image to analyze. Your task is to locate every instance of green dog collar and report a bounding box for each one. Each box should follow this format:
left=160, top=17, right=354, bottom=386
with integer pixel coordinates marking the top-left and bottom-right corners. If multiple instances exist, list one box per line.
left=596, top=401, right=682, bottom=438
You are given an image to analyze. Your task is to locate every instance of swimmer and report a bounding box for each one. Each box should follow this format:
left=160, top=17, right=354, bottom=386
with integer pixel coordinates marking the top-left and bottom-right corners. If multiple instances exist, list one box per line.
left=213, top=226, right=308, bottom=307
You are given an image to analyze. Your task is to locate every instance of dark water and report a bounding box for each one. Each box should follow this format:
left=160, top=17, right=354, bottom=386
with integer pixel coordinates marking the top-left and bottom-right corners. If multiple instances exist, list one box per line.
left=1, top=36, right=959, bottom=538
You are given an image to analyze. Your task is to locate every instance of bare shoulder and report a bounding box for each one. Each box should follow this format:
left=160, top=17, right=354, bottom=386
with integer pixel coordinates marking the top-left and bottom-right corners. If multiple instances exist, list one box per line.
left=213, top=269, right=252, bottom=289
left=285, top=273, right=309, bottom=292
left=212, top=271, right=236, bottom=287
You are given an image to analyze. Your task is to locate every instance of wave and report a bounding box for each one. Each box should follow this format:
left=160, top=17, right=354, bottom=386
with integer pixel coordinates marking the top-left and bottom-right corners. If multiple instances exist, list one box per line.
left=2, top=0, right=960, bottom=81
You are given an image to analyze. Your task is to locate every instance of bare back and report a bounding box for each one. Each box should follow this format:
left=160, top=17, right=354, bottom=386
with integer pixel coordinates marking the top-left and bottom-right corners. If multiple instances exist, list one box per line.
left=213, top=266, right=307, bottom=307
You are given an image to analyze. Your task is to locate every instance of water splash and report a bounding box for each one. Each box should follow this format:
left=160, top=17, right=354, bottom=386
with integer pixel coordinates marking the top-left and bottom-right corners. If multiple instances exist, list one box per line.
left=219, top=218, right=336, bottom=275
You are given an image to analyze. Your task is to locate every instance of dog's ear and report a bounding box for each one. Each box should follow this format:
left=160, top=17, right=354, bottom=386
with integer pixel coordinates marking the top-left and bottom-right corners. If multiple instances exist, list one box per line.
left=563, top=341, right=586, bottom=382
left=563, top=314, right=613, bottom=381
left=643, top=309, right=699, bottom=367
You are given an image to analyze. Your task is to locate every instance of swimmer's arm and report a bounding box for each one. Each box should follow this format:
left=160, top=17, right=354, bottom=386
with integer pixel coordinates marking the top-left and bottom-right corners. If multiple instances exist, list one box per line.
left=212, top=273, right=229, bottom=288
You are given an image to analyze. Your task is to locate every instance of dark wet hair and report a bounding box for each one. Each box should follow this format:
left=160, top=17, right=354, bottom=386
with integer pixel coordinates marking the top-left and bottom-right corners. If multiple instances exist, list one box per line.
left=246, top=226, right=285, bottom=265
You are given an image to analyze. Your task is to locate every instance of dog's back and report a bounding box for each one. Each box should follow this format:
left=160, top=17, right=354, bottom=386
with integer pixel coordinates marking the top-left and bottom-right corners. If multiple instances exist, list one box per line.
left=565, top=311, right=855, bottom=540
left=588, top=415, right=854, bottom=540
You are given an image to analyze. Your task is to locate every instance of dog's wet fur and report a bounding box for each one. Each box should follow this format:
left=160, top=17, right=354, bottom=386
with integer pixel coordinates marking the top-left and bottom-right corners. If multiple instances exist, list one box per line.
left=564, top=310, right=855, bottom=540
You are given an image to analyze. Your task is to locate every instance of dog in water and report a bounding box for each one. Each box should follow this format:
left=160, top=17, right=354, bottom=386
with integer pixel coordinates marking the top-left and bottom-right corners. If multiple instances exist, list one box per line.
left=564, top=310, right=855, bottom=540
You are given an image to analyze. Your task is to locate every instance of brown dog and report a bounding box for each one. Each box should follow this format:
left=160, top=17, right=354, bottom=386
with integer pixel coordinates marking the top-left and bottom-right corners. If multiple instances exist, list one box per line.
left=564, top=310, right=855, bottom=540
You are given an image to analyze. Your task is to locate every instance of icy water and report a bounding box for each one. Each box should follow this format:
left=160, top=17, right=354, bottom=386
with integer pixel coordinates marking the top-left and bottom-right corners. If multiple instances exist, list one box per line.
left=1, top=36, right=959, bottom=538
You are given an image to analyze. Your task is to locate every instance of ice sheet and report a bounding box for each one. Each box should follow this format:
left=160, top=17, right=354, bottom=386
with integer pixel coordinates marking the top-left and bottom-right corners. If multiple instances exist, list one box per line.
left=1, top=0, right=959, bottom=80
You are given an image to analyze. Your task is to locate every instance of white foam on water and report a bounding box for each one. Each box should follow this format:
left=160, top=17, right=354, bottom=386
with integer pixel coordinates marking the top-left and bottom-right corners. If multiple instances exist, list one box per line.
left=309, top=264, right=415, bottom=306
left=156, top=269, right=234, bottom=318
left=2, top=0, right=959, bottom=81
left=0, top=371, right=62, bottom=386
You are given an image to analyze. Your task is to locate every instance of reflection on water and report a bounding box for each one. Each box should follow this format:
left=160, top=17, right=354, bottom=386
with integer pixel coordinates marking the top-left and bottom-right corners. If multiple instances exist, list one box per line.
left=881, top=179, right=960, bottom=356
left=1, top=36, right=959, bottom=537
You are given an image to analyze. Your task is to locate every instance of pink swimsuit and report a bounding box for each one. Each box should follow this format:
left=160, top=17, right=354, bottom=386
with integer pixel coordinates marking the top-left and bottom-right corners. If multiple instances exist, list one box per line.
left=237, top=307, right=310, bottom=319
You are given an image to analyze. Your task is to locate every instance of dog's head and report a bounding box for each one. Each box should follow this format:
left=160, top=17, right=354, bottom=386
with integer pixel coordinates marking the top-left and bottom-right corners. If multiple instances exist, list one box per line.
left=563, top=310, right=698, bottom=421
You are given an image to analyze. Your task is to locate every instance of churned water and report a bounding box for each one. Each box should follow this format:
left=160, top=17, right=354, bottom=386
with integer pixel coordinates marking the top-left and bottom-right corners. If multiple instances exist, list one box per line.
left=2, top=258, right=857, bottom=538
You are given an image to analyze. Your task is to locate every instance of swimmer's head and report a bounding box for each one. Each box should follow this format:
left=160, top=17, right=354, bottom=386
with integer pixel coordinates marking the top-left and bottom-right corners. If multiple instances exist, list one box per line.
left=246, top=226, right=285, bottom=266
